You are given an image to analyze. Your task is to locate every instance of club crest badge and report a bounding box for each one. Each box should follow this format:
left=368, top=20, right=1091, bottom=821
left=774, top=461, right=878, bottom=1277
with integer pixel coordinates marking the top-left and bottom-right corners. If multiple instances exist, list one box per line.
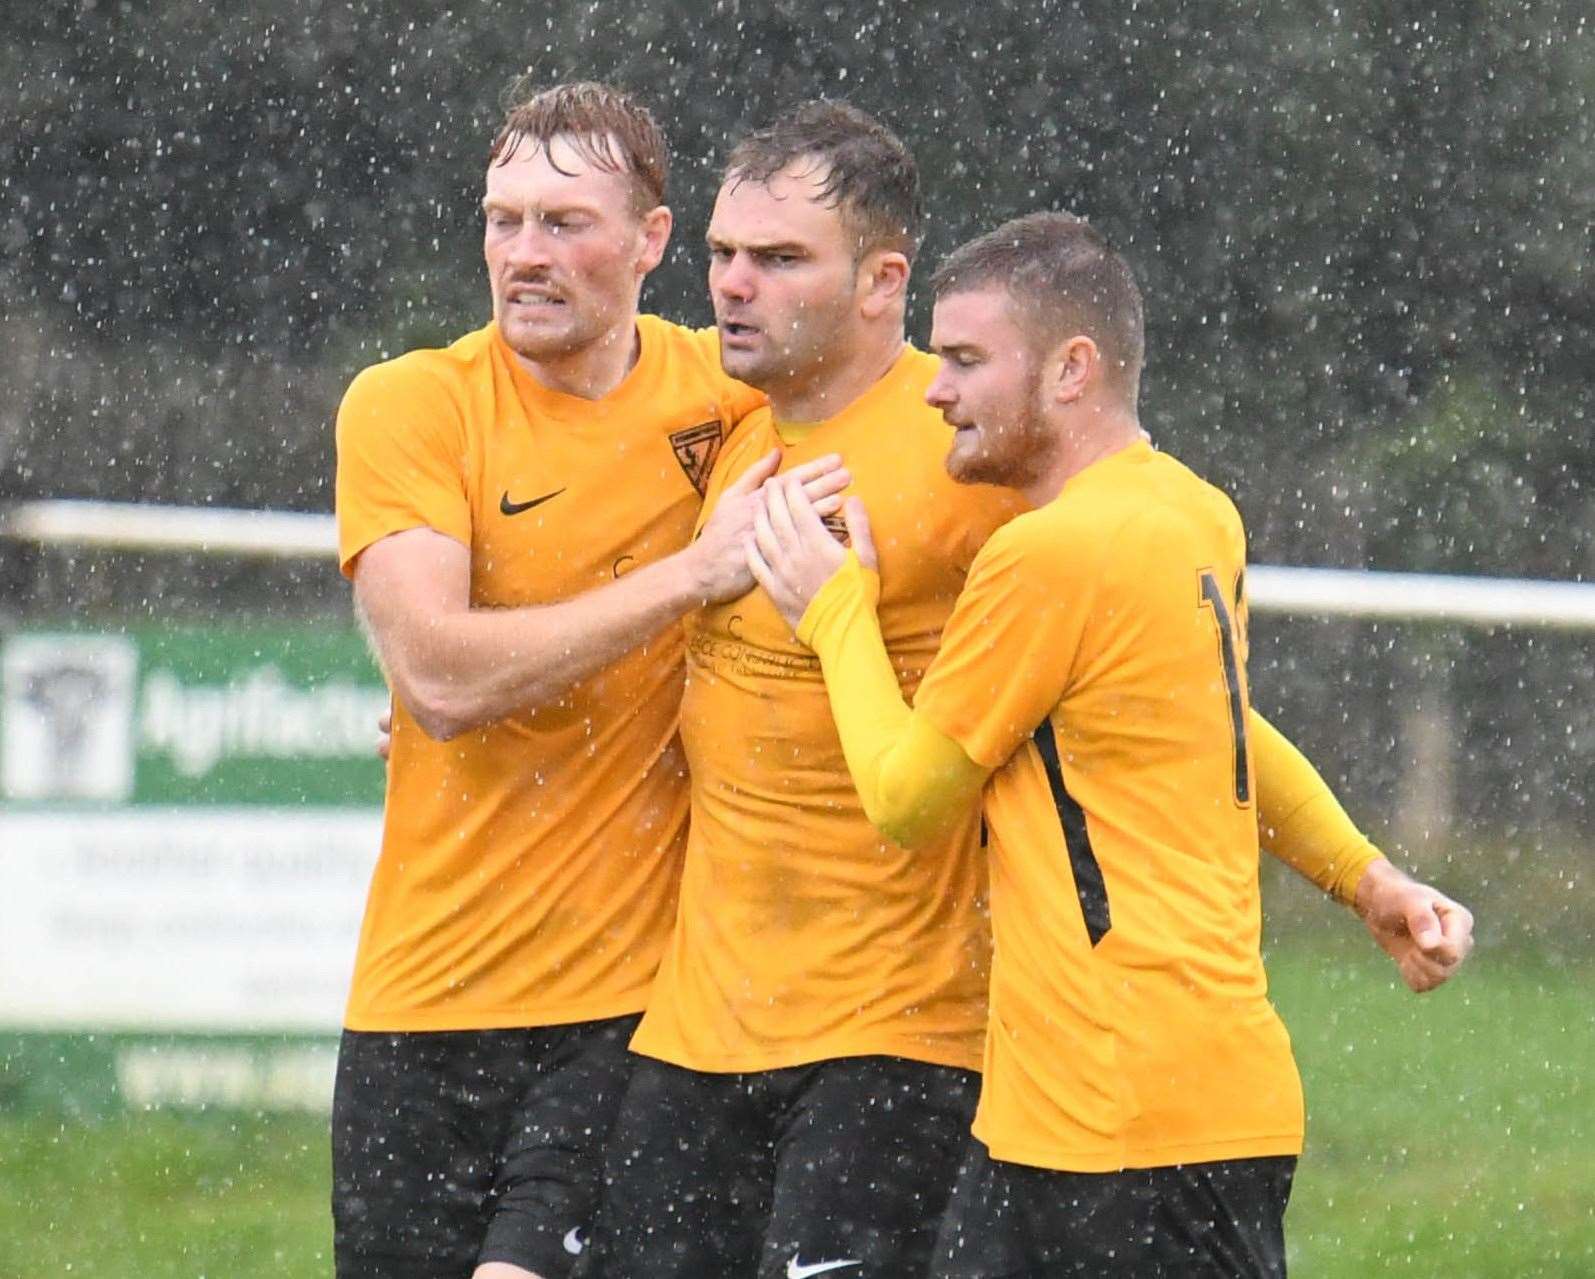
left=670, top=421, right=724, bottom=497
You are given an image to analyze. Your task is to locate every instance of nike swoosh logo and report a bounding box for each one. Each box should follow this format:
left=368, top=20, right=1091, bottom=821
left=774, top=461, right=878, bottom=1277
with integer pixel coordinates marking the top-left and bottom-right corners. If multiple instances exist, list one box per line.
left=787, top=1258, right=861, bottom=1278
left=500, top=487, right=565, bottom=516
left=562, top=1226, right=586, bottom=1255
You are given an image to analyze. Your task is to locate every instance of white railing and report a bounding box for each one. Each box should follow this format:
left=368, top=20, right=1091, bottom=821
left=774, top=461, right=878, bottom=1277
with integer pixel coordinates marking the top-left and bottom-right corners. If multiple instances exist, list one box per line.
left=5, top=498, right=1594, bottom=629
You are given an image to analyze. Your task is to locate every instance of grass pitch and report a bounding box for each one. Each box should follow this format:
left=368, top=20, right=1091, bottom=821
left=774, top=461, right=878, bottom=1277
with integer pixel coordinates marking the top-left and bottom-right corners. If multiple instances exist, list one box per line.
left=3, top=924, right=1590, bottom=1277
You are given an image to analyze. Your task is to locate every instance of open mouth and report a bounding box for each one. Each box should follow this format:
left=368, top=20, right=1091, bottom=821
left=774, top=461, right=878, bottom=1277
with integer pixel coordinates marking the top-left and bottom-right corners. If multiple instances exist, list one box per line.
left=506, top=286, right=565, bottom=308
left=720, top=321, right=760, bottom=343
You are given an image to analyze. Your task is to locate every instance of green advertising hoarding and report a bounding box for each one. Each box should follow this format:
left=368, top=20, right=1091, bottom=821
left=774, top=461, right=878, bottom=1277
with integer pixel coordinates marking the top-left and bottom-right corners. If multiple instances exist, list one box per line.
left=1, top=624, right=390, bottom=1115
left=1, top=624, right=388, bottom=807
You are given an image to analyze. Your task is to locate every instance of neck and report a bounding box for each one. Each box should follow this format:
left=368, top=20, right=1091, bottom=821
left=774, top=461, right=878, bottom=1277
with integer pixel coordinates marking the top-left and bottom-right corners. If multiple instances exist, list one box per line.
left=510, top=315, right=641, bottom=400
left=769, top=327, right=906, bottom=425
left=1021, top=404, right=1144, bottom=507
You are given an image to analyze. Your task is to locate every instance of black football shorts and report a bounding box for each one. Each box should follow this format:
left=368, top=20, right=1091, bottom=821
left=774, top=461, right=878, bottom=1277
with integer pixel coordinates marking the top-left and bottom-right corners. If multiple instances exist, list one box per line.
left=331, top=1014, right=640, bottom=1279
left=581, top=1053, right=979, bottom=1278
left=933, top=1140, right=1296, bottom=1278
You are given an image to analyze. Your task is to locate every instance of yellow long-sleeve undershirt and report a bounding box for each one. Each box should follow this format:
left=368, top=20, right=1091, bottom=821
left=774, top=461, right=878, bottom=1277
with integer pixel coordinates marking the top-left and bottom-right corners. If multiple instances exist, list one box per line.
left=797, top=553, right=1382, bottom=904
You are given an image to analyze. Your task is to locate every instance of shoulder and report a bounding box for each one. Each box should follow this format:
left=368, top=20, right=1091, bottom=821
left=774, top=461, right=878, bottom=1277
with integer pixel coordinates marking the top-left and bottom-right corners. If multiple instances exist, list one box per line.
left=1062, top=445, right=1243, bottom=549
left=897, top=344, right=941, bottom=388
left=1128, top=449, right=1247, bottom=557
left=342, top=326, right=493, bottom=411
left=960, top=505, right=1079, bottom=604
left=640, top=314, right=715, bottom=365
left=639, top=315, right=766, bottom=422
left=976, top=486, right=1123, bottom=574
left=639, top=315, right=734, bottom=385
left=337, top=328, right=493, bottom=453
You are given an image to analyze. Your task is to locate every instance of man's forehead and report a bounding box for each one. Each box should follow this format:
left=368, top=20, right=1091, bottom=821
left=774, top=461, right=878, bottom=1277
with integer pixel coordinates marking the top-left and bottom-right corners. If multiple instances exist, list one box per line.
left=710, top=165, right=844, bottom=239
left=932, top=286, right=1013, bottom=336
left=485, top=132, right=629, bottom=193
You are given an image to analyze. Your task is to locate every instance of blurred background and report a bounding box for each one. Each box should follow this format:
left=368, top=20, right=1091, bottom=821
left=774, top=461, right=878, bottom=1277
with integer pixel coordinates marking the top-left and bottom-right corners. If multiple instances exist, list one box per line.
left=1, top=2, right=1590, bottom=1275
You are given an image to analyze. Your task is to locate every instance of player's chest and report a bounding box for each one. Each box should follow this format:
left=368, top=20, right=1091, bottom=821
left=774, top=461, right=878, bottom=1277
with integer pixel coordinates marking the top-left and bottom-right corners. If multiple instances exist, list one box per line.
left=467, top=410, right=726, bottom=607
left=697, top=442, right=987, bottom=654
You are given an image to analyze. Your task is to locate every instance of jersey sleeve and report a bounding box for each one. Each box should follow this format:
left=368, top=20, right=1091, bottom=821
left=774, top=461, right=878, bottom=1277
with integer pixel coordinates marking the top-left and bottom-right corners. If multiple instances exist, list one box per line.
left=1251, top=710, right=1383, bottom=903
left=334, top=359, right=472, bottom=578
left=797, top=553, right=992, bottom=848
left=914, top=518, right=1095, bottom=770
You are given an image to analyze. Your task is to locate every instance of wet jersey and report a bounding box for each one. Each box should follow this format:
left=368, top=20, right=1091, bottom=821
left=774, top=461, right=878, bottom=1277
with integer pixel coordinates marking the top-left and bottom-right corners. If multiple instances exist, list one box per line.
left=631, top=346, right=1026, bottom=1072
left=915, top=439, right=1304, bottom=1170
left=334, top=317, right=760, bottom=1031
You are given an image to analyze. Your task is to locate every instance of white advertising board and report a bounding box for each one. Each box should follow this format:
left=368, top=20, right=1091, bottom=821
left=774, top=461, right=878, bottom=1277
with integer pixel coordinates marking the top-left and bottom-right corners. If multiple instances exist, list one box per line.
left=0, top=809, right=380, bottom=1032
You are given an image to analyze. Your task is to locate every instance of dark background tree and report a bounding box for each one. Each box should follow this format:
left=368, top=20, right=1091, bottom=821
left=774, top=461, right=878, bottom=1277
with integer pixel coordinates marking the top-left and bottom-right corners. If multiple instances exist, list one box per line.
left=3, top=0, right=1591, bottom=846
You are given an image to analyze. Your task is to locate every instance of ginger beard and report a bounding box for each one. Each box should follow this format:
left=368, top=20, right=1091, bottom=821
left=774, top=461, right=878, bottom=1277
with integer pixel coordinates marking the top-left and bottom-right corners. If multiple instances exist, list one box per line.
left=930, top=287, right=1058, bottom=492
left=943, top=364, right=1055, bottom=490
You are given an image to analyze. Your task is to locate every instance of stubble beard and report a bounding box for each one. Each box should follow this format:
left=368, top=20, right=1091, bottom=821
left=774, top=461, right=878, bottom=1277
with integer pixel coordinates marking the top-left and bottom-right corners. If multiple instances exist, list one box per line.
left=720, top=315, right=836, bottom=400
left=945, top=385, right=1052, bottom=492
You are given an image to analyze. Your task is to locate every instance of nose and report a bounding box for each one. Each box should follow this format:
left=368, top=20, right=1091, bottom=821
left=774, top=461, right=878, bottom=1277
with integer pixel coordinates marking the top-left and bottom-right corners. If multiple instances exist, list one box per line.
left=711, top=251, right=755, bottom=304
left=505, top=220, right=556, bottom=272
left=925, top=367, right=955, bottom=410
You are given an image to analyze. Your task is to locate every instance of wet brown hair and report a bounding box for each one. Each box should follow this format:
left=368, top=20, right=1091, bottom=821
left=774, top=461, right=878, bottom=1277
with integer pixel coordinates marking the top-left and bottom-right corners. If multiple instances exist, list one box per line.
left=932, top=211, right=1145, bottom=402
left=489, top=79, right=668, bottom=215
left=724, top=100, right=921, bottom=262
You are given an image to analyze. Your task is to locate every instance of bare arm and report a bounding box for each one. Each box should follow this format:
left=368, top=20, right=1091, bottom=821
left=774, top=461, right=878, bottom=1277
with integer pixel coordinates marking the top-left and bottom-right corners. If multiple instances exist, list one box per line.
left=358, top=450, right=848, bottom=739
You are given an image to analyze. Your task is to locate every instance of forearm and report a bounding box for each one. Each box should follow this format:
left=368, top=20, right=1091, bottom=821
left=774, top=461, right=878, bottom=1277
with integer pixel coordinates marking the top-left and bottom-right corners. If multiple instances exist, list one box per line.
left=799, top=555, right=988, bottom=848
left=369, top=545, right=708, bottom=739
left=1251, top=710, right=1382, bottom=904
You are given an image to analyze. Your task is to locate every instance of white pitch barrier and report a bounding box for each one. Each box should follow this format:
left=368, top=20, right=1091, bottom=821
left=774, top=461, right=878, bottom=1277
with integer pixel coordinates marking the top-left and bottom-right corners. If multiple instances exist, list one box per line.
left=0, top=498, right=337, bottom=559
left=5, top=498, right=1595, bottom=629
left=1246, top=564, right=1595, bottom=630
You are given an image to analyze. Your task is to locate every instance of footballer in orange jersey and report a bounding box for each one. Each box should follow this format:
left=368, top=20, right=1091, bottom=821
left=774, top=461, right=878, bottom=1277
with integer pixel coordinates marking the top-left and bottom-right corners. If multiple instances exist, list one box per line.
left=331, top=82, right=850, bottom=1279
left=751, top=211, right=1474, bottom=1276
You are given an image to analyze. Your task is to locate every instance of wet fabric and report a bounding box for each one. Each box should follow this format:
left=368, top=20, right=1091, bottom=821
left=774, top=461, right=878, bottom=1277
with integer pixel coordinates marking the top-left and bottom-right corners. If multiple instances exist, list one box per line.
left=331, top=1016, right=639, bottom=1278
left=632, top=346, right=1026, bottom=1076
left=933, top=1143, right=1295, bottom=1278
left=582, top=1053, right=978, bottom=1278
left=334, top=317, right=760, bottom=1032
left=913, top=441, right=1304, bottom=1169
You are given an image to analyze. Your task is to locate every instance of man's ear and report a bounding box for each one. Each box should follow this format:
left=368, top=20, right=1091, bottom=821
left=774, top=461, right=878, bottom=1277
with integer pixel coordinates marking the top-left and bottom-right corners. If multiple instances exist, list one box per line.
left=858, top=249, right=910, bottom=320
left=1045, top=334, right=1099, bottom=405
left=636, top=205, right=674, bottom=277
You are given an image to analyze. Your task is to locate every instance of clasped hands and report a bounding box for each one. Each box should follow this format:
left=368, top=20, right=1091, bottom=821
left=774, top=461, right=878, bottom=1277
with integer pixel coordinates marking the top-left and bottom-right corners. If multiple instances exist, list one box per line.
left=746, top=469, right=878, bottom=632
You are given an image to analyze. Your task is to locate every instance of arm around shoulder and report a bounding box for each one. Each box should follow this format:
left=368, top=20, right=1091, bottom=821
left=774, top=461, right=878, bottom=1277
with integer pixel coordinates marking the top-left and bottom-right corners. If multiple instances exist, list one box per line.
left=351, top=449, right=846, bottom=739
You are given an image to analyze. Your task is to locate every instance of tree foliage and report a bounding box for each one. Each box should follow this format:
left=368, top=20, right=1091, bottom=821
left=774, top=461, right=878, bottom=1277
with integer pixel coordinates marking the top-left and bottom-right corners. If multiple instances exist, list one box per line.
left=4, top=0, right=1591, bottom=835
left=5, top=0, right=1589, bottom=564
